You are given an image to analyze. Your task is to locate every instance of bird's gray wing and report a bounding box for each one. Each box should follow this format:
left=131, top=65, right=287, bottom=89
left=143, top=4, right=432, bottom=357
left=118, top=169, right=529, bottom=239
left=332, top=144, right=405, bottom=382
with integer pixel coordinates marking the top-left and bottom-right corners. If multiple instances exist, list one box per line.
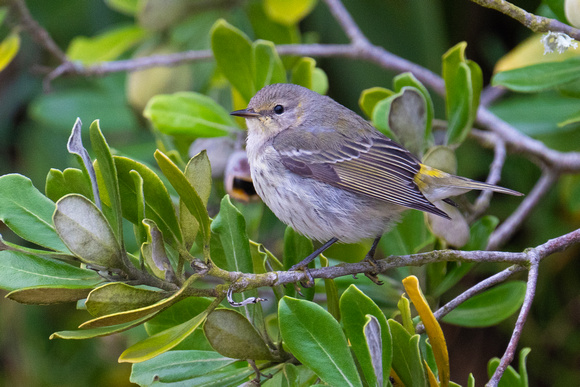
left=272, top=126, right=449, bottom=218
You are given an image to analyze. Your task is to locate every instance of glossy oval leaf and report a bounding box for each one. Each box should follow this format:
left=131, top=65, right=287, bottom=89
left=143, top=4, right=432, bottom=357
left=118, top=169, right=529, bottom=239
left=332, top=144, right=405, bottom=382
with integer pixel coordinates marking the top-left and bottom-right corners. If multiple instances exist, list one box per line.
left=204, top=309, right=274, bottom=360
left=340, top=285, right=392, bottom=387
left=279, top=296, right=362, bottom=387
left=113, top=156, right=183, bottom=247
left=130, top=350, right=237, bottom=386
left=253, top=39, right=286, bottom=90
left=358, top=87, right=393, bottom=119
left=155, top=150, right=210, bottom=248
left=85, top=282, right=168, bottom=317
left=492, top=56, right=580, bottom=92
left=53, top=194, right=123, bottom=268
left=0, top=250, right=101, bottom=291
left=144, top=92, right=236, bottom=138
left=0, top=174, right=69, bottom=252
left=181, top=150, right=212, bottom=249
left=387, top=87, right=428, bottom=157
left=291, top=57, right=328, bottom=95
left=119, top=307, right=209, bottom=363
left=393, top=72, right=434, bottom=144
left=6, top=285, right=94, bottom=304
left=443, top=281, right=527, bottom=327
left=51, top=313, right=155, bottom=340
left=388, top=320, right=427, bottom=387
left=81, top=274, right=198, bottom=329
left=90, top=120, right=123, bottom=242
left=211, top=19, right=255, bottom=102
left=45, top=168, right=92, bottom=203
left=442, top=42, right=482, bottom=145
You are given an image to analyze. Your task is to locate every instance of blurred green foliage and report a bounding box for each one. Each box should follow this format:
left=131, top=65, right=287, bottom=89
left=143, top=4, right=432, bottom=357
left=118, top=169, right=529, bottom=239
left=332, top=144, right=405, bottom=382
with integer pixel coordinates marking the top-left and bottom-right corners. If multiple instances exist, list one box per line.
left=0, top=0, right=579, bottom=386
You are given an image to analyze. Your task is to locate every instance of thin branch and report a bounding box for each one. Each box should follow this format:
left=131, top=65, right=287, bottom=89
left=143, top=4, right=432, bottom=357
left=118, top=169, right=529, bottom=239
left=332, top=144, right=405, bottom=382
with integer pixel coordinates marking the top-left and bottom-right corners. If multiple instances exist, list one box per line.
left=467, top=130, right=508, bottom=222
left=487, top=256, right=540, bottom=387
left=8, top=0, right=68, bottom=62
left=487, top=170, right=558, bottom=250
left=470, top=0, right=580, bottom=40
left=416, top=264, right=524, bottom=334
left=322, top=0, right=370, bottom=46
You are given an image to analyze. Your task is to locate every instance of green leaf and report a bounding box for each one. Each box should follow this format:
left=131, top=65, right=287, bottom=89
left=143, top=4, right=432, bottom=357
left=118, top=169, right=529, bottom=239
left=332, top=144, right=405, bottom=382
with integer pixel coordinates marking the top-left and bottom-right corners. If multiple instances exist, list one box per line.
left=252, top=39, right=287, bottom=90
left=487, top=357, right=521, bottom=387
left=0, top=250, right=101, bottom=291
left=364, top=315, right=384, bottom=387
left=492, top=56, right=580, bottom=92
left=145, top=297, right=213, bottom=351
left=85, top=282, right=168, bottom=317
left=262, top=363, right=300, bottom=387
left=81, top=274, right=199, bottom=329
left=141, top=219, right=174, bottom=280
left=51, top=313, right=154, bottom=340
left=279, top=296, right=362, bottom=387
left=45, top=168, right=92, bottom=203
left=6, top=285, right=94, bottom=304
left=155, top=150, right=210, bottom=249
left=130, top=350, right=237, bottom=385
left=442, top=42, right=482, bottom=145
left=0, top=31, right=20, bottom=72
left=67, top=24, right=147, bottom=64
left=130, top=170, right=147, bottom=248
left=211, top=196, right=265, bottom=334
left=321, top=256, right=340, bottom=321
left=264, top=0, right=318, bottom=26
left=90, top=120, right=123, bottom=243
left=380, top=210, right=432, bottom=256
left=465, top=215, right=499, bottom=251
left=0, top=174, right=69, bottom=252
left=283, top=226, right=314, bottom=300
left=53, top=194, right=123, bottom=268
left=519, top=347, right=531, bottom=387
left=393, top=72, right=434, bottom=144
left=247, top=1, right=300, bottom=46
left=204, top=309, right=274, bottom=360
left=144, top=92, right=236, bottom=138
left=211, top=19, right=255, bottom=102
left=181, top=151, right=212, bottom=249
left=388, top=320, right=427, bottom=387
left=358, top=87, right=394, bottom=119
left=113, top=156, right=183, bottom=247
left=119, top=306, right=209, bottom=363
left=443, top=281, right=527, bottom=327
left=210, top=196, right=253, bottom=273
left=380, top=87, right=428, bottom=157
left=340, top=285, right=392, bottom=387
left=291, top=57, right=329, bottom=95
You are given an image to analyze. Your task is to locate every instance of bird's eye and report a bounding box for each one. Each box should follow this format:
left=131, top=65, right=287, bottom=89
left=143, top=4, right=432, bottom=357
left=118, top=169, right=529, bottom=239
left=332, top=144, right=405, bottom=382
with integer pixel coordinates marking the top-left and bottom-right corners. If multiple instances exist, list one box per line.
left=273, top=105, right=284, bottom=115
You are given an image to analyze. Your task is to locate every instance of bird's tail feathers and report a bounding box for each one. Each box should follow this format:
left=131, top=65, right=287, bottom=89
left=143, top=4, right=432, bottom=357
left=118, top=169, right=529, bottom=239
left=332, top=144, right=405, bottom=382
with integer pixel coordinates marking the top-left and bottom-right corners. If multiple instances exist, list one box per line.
left=416, top=164, right=523, bottom=202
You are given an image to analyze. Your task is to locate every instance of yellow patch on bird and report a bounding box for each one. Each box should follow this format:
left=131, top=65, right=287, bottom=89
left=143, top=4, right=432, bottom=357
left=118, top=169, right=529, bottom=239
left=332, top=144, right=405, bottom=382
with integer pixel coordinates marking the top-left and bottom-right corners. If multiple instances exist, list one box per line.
left=418, top=164, right=445, bottom=177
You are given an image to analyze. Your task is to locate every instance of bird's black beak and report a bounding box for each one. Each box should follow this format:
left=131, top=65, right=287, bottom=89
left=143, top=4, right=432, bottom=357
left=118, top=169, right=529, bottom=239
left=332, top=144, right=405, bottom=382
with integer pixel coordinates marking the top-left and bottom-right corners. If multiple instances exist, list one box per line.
left=230, top=108, right=261, bottom=118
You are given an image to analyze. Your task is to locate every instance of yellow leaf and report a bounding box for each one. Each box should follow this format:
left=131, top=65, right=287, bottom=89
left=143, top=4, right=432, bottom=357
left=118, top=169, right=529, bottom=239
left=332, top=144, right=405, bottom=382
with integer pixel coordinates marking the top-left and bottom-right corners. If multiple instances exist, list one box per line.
left=495, top=34, right=580, bottom=73
left=403, top=275, right=450, bottom=387
left=264, top=0, right=318, bottom=26
left=0, top=32, right=21, bottom=72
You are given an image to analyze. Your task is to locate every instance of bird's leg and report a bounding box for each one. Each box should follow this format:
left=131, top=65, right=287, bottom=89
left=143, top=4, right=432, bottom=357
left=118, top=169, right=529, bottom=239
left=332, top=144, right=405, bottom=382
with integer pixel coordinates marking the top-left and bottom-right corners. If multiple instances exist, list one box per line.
left=363, top=234, right=384, bottom=285
left=289, top=237, right=338, bottom=272
left=365, top=235, right=382, bottom=263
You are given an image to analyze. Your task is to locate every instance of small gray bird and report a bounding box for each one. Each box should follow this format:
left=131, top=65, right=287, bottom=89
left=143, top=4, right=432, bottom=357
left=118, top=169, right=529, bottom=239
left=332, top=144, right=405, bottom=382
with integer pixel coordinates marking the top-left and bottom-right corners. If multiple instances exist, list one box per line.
left=231, top=84, right=521, bottom=270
